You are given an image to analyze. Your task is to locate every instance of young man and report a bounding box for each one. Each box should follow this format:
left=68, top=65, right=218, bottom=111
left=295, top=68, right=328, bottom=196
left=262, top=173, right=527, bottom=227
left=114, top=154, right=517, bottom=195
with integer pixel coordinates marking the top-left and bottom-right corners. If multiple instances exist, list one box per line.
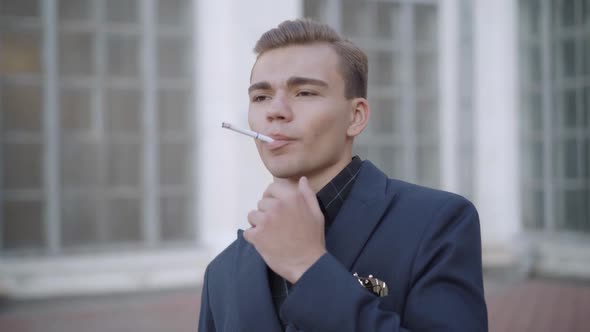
left=198, top=19, right=488, bottom=331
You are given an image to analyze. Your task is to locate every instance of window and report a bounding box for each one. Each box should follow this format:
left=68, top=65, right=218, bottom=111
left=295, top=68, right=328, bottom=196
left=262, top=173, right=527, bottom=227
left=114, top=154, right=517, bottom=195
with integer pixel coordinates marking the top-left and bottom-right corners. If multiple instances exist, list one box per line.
left=0, top=0, right=196, bottom=254
left=519, top=0, right=590, bottom=232
left=305, top=0, right=441, bottom=188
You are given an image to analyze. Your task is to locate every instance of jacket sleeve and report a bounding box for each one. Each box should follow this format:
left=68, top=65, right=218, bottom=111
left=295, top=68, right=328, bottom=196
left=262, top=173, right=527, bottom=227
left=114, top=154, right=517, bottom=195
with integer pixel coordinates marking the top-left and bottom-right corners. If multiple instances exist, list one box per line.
left=279, top=198, right=488, bottom=331
left=198, top=266, right=216, bottom=332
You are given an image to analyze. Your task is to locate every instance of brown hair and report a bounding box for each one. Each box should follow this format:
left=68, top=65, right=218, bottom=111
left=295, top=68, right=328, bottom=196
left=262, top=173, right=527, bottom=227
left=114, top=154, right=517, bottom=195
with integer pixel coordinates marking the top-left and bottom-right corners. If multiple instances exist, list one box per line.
left=253, top=19, right=368, bottom=99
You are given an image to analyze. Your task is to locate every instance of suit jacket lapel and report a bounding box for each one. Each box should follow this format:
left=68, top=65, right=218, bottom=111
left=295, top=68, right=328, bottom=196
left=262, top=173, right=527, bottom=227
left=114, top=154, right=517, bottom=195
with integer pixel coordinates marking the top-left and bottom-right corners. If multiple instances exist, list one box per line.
left=326, top=161, right=397, bottom=270
left=235, top=230, right=283, bottom=331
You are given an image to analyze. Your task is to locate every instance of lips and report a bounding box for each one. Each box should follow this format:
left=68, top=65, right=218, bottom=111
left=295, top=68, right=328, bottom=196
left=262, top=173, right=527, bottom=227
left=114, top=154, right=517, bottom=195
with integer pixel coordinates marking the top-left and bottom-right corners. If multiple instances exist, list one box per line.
left=266, top=133, right=295, bottom=151
left=268, top=134, right=292, bottom=141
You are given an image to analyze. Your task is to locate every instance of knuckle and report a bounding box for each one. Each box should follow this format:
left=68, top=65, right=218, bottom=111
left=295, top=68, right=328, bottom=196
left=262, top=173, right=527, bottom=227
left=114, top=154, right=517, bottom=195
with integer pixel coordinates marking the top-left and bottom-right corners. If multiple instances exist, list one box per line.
left=247, top=210, right=256, bottom=220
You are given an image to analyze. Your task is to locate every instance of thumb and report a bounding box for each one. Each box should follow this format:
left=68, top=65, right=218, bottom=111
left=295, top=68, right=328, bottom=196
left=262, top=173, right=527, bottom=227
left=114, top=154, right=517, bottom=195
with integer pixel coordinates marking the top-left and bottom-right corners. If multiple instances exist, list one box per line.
left=298, top=176, right=323, bottom=220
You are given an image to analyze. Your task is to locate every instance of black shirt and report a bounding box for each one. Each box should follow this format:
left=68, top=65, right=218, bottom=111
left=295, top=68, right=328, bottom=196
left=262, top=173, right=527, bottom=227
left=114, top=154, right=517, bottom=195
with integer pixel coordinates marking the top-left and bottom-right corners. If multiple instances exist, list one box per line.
left=268, top=156, right=363, bottom=329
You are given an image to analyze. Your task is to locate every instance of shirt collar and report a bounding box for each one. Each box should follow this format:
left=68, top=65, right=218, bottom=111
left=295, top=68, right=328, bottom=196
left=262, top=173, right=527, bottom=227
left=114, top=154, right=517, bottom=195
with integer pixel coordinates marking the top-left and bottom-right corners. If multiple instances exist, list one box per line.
left=316, top=156, right=363, bottom=230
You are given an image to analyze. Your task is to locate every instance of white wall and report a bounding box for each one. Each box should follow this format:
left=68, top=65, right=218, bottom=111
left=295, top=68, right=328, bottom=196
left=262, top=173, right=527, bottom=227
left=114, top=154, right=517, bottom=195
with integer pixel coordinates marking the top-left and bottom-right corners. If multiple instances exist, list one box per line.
left=194, top=0, right=302, bottom=257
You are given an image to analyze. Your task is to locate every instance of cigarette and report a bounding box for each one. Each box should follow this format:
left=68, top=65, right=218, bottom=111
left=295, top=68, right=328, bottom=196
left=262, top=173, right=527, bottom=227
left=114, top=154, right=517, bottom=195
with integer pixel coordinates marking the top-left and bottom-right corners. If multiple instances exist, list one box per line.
left=221, top=122, right=274, bottom=143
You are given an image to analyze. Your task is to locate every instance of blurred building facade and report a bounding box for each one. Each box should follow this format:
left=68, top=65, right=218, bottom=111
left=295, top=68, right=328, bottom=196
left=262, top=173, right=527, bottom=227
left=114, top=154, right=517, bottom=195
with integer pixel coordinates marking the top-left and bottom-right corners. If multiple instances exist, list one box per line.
left=0, top=0, right=588, bottom=299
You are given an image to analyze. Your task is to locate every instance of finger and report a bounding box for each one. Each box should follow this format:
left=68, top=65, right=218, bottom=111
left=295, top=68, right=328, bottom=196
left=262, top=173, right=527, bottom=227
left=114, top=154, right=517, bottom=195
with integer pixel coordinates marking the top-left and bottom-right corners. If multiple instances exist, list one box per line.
left=262, top=182, right=282, bottom=199
left=257, top=197, right=278, bottom=212
left=263, top=180, right=297, bottom=199
left=298, top=176, right=324, bottom=220
left=243, top=227, right=257, bottom=244
left=247, top=210, right=264, bottom=228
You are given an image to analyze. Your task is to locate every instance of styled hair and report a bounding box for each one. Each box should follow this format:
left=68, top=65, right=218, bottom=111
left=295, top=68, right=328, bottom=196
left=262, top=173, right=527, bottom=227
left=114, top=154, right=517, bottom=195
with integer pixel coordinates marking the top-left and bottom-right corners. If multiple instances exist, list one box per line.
left=253, top=19, right=368, bottom=99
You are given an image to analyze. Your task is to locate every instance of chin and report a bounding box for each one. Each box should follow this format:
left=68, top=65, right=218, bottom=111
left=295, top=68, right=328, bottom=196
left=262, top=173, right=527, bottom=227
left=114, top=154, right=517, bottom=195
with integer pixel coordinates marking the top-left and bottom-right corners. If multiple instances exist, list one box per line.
left=262, top=155, right=305, bottom=179
left=265, top=163, right=302, bottom=179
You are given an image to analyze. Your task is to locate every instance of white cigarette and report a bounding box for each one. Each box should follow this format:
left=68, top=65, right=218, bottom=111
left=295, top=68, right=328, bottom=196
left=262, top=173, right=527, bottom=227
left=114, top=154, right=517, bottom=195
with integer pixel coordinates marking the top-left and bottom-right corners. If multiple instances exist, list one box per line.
left=221, top=122, right=274, bottom=143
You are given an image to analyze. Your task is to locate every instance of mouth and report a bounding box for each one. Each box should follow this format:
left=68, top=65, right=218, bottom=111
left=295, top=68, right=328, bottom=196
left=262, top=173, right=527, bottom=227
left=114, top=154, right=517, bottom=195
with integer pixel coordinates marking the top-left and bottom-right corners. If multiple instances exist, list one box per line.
left=265, top=134, right=295, bottom=151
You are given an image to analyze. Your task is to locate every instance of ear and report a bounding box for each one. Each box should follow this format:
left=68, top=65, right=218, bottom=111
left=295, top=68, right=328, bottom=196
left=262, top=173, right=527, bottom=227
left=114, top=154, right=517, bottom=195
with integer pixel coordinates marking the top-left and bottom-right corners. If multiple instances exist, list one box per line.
left=347, top=98, right=370, bottom=138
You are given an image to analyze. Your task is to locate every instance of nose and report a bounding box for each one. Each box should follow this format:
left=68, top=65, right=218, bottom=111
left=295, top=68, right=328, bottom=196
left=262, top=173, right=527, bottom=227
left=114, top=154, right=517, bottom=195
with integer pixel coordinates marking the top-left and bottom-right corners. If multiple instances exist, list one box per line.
left=266, top=93, right=293, bottom=122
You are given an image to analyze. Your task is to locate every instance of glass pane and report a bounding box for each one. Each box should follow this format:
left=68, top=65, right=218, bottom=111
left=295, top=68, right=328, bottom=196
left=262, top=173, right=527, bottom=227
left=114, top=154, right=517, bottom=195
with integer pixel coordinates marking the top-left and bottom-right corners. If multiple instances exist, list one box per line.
left=417, top=146, right=439, bottom=187
left=60, top=88, right=92, bottom=132
left=160, top=195, right=190, bottom=241
left=414, top=4, right=437, bottom=44
left=584, top=34, right=590, bottom=75
left=525, top=44, right=542, bottom=82
left=415, top=52, right=437, bottom=92
left=107, top=35, right=139, bottom=77
left=377, top=146, right=403, bottom=179
left=563, top=190, right=586, bottom=231
left=61, top=142, right=100, bottom=187
left=584, top=0, right=590, bottom=26
left=1, top=84, right=42, bottom=132
left=107, top=143, right=141, bottom=187
left=555, top=0, right=576, bottom=27
left=3, top=143, right=42, bottom=189
left=58, top=0, right=91, bottom=21
left=0, top=30, right=41, bottom=75
left=416, top=98, right=438, bottom=138
left=0, top=0, right=39, bottom=17
left=105, top=89, right=142, bottom=134
left=159, top=88, right=188, bottom=134
left=59, top=32, right=95, bottom=76
left=157, top=0, right=190, bottom=26
left=341, top=0, right=367, bottom=37
left=158, top=36, right=188, bottom=79
left=529, top=141, right=543, bottom=178
left=160, top=142, right=187, bottom=186
left=562, top=139, right=579, bottom=178
left=106, top=198, right=141, bottom=243
left=369, top=98, right=399, bottom=134
left=558, top=38, right=576, bottom=79
left=61, top=198, right=99, bottom=247
left=2, top=200, right=44, bottom=250
left=526, top=92, right=543, bottom=131
left=376, top=2, right=401, bottom=40
left=106, top=0, right=138, bottom=23
left=369, top=51, right=395, bottom=86
left=520, top=0, right=540, bottom=36
left=584, top=86, right=590, bottom=126
left=561, top=89, right=577, bottom=128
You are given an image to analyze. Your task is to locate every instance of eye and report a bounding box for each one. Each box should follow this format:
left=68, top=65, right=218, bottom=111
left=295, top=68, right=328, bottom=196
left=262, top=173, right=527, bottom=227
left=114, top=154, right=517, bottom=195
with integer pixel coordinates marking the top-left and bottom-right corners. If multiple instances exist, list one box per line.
left=296, top=90, right=317, bottom=97
left=251, top=95, right=269, bottom=103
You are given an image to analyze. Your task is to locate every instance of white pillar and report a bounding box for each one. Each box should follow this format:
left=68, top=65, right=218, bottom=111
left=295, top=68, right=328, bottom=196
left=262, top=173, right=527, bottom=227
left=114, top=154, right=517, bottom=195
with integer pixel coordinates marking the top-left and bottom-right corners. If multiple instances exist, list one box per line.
left=439, top=0, right=460, bottom=193
left=194, top=0, right=302, bottom=256
left=473, top=0, right=521, bottom=265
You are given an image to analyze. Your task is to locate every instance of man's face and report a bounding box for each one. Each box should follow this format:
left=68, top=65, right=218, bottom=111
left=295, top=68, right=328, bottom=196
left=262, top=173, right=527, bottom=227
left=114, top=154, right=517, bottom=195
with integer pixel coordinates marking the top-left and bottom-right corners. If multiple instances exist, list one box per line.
left=248, top=43, right=355, bottom=181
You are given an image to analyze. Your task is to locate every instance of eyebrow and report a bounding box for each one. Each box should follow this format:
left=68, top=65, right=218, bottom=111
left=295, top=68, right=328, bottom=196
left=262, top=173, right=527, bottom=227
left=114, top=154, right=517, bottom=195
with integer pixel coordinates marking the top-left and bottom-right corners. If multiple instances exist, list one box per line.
left=248, top=81, right=271, bottom=94
left=286, top=76, right=328, bottom=89
left=248, top=76, right=329, bottom=94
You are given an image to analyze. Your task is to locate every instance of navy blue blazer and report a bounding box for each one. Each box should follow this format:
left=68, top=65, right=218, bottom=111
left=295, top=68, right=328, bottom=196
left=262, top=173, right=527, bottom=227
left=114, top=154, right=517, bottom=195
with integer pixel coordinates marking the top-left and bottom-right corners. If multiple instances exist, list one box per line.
left=198, top=161, right=488, bottom=331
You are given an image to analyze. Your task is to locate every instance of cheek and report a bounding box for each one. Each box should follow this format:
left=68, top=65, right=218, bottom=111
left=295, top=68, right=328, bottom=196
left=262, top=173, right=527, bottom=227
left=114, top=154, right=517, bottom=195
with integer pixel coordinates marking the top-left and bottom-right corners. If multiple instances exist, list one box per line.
left=248, top=109, right=262, bottom=131
left=309, top=104, right=349, bottom=140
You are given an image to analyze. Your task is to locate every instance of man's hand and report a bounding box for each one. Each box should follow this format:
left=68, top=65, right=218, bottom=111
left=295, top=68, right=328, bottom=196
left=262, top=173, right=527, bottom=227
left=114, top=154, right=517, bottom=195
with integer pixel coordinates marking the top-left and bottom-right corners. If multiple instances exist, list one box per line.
left=244, top=176, right=326, bottom=283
